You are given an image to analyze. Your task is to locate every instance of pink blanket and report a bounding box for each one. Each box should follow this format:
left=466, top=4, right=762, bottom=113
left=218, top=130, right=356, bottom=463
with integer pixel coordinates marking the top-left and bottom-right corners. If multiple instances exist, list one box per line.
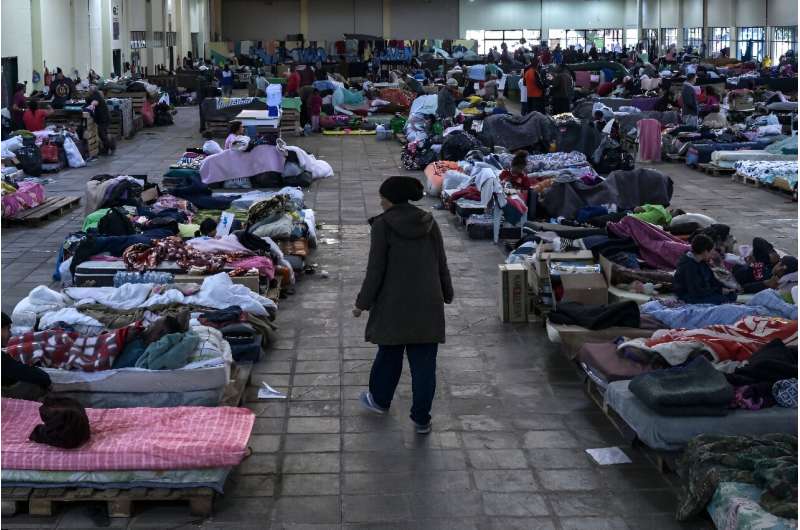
left=2, top=182, right=45, bottom=218
left=637, top=118, right=662, bottom=162
left=2, top=399, right=254, bottom=471
left=199, top=144, right=285, bottom=184
left=607, top=216, right=690, bottom=270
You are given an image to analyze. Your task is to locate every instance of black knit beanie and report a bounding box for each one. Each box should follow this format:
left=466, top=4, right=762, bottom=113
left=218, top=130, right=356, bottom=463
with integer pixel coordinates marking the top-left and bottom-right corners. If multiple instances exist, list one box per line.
left=379, top=176, right=424, bottom=204
left=29, top=396, right=91, bottom=449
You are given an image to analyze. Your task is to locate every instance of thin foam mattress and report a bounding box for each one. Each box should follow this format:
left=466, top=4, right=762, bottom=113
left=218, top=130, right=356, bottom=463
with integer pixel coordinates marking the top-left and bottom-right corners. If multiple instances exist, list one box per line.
left=2, top=398, right=255, bottom=471
left=605, top=380, right=798, bottom=451
left=711, top=150, right=796, bottom=168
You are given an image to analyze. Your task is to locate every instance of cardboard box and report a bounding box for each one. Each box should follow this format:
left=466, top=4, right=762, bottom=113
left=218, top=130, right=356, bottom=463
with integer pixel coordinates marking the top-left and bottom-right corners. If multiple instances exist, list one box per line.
left=555, top=272, right=608, bottom=307
left=141, top=187, right=159, bottom=204
left=498, top=264, right=528, bottom=322
left=528, top=246, right=594, bottom=280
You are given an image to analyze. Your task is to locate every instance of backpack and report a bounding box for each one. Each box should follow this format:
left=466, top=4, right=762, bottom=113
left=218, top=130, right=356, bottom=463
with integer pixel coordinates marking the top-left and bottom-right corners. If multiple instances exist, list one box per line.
left=97, top=207, right=136, bottom=236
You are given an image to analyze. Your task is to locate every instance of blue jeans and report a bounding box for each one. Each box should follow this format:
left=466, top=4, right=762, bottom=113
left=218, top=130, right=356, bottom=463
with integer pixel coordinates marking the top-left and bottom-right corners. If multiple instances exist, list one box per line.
left=369, top=343, right=438, bottom=425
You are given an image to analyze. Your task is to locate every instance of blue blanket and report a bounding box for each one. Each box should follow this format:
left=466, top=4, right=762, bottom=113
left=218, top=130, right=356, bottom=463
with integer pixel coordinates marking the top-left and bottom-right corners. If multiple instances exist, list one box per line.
left=642, top=289, right=797, bottom=329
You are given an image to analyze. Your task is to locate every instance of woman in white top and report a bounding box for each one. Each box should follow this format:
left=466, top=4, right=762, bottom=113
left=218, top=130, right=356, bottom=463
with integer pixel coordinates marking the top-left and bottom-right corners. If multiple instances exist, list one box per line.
left=518, top=76, right=528, bottom=115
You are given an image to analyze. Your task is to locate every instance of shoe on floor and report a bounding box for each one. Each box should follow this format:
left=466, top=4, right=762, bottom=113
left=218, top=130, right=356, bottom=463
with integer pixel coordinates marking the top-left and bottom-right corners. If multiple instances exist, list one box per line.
left=359, top=391, right=388, bottom=414
left=413, top=421, right=432, bottom=435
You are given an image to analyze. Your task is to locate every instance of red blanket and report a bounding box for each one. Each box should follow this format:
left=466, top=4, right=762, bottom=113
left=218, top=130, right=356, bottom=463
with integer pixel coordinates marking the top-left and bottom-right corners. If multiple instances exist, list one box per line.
left=640, top=317, right=797, bottom=364
left=2, top=399, right=255, bottom=471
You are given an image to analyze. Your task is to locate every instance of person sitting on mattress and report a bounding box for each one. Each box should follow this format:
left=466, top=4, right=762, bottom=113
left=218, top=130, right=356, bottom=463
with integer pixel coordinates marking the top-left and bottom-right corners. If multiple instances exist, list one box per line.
left=225, top=121, right=244, bottom=150
left=674, top=234, right=737, bottom=304
left=734, top=238, right=796, bottom=293
left=499, top=151, right=533, bottom=202
left=1, top=312, right=52, bottom=401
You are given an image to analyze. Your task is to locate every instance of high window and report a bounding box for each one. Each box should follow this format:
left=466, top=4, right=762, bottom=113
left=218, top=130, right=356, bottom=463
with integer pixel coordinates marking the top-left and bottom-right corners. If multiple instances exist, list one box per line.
left=465, top=29, right=542, bottom=55
left=684, top=27, right=703, bottom=50
left=661, top=28, right=678, bottom=48
left=709, top=27, right=730, bottom=55
left=772, top=26, right=798, bottom=60
left=130, top=31, right=147, bottom=49
left=737, top=27, right=765, bottom=60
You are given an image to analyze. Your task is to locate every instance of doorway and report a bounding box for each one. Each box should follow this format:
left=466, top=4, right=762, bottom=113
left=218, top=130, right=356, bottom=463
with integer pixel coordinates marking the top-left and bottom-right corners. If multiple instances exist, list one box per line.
left=1, top=57, right=19, bottom=108
left=113, top=49, right=122, bottom=76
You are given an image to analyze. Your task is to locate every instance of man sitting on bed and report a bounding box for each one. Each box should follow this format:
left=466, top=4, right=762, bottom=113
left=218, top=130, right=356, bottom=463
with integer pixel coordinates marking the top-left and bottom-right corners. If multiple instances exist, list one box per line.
left=674, top=235, right=737, bottom=304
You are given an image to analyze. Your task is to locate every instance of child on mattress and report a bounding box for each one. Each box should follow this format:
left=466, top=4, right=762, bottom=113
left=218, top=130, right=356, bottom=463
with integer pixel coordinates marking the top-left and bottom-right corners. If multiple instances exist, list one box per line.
left=499, top=151, right=533, bottom=202
left=674, top=235, right=737, bottom=304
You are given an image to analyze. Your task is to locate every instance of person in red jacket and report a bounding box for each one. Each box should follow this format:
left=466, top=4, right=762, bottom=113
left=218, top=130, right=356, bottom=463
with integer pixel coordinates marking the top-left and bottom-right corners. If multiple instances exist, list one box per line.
left=286, top=65, right=301, bottom=97
left=309, top=89, right=323, bottom=132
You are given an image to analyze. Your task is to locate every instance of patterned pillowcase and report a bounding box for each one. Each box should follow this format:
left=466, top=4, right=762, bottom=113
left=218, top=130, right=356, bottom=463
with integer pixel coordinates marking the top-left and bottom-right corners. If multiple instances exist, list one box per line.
left=773, top=378, right=798, bottom=408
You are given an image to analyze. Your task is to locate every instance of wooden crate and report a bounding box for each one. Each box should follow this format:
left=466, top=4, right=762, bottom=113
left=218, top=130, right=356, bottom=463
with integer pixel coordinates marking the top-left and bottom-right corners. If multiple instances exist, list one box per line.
left=103, top=91, right=148, bottom=115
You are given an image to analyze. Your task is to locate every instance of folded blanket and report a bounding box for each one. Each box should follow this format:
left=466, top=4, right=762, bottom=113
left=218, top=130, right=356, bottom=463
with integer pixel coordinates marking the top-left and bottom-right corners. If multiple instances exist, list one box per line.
left=629, top=356, right=734, bottom=416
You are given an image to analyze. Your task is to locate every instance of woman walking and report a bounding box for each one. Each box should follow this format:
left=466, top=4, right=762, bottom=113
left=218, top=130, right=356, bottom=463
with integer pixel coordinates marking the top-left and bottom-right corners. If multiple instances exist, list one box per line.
left=354, top=177, right=454, bottom=434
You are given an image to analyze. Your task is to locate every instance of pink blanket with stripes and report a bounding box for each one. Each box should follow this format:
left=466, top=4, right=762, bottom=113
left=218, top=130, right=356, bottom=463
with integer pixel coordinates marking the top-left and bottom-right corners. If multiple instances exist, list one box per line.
left=1, top=399, right=254, bottom=471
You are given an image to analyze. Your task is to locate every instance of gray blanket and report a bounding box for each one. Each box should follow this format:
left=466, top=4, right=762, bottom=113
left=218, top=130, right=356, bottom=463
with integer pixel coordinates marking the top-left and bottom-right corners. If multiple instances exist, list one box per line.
left=478, top=112, right=559, bottom=151
left=539, top=168, right=674, bottom=219
left=628, top=357, right=734, bottom=416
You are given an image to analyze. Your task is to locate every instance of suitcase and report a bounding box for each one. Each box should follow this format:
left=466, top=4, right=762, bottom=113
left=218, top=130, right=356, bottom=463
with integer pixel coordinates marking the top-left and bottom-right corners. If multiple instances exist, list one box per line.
left=466, top=214, right=493, bottom=239
left=455, top=200, right=485, bottom=225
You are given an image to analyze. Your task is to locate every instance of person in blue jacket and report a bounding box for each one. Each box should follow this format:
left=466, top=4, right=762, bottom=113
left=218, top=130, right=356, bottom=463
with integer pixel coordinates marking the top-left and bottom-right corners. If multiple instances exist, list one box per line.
left=674, top=234, right=737, bottom=304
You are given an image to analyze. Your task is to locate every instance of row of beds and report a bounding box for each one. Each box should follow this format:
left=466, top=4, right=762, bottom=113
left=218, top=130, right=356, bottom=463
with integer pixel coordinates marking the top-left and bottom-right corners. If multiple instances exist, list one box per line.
left=2, top=147, right=321, bottom=517
left=535, top=217, right=797, bottom=529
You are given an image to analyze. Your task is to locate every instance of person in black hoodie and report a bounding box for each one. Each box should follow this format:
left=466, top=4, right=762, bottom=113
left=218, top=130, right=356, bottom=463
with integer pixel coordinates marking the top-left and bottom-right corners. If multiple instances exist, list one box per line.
left=353, top=177, right=454, bottom=434
left=674, top=235, right=737, bottom=304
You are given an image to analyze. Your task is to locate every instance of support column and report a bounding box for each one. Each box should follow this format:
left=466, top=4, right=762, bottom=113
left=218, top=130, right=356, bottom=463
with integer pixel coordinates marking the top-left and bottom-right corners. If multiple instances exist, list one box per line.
left=702, top=0, right=708, bottom=55
left=300, top=0, right=309, bottom=40
left=677, top=0, right=684, bottom=48
left=730, top=0, right=738, bottom=59
left=30, top=0, right=43, bottom=90
left=637, top=0, right=643, bottom=46
left=145, top=0, right=154, bottom=73
left=382, top=0, right=391, bottom=40
left=101, top=0, right=113, bottom=76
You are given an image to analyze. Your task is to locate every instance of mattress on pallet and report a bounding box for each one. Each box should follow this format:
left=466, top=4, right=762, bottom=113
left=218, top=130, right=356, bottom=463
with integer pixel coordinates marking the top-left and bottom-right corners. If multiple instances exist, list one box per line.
left=44, top=325, right=231, bottom=408
left=576, top=342, right=656, bottom=388
left=710, top=150, right=796, bottom=168
left=545, top=321, right=656, bottom=358
left=686, top=141, right=769, bottom=165
left=1, top=468, right=232, bottom=494
left=74, top=260, right=182, bottom=287
left=605, top=380, right=798, bottom=451
left=708, top=482, right=798, bottom=530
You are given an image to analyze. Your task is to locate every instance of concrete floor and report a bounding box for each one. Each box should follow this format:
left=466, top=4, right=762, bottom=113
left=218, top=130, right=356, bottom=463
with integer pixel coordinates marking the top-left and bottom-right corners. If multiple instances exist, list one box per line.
left=1, top=106, right=796, bottom=529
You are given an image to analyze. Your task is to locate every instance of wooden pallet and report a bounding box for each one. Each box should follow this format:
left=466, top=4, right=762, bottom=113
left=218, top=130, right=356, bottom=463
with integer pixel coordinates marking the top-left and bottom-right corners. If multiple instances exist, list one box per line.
left=22, top=486, right=213, bottom=518
left=732, top=171, right=762, bottom=187
left=698, top=162, right=736, bottom=177
left=4, top=196, right=81, bottom=225
left=1, top=487, right=32, bottom=516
